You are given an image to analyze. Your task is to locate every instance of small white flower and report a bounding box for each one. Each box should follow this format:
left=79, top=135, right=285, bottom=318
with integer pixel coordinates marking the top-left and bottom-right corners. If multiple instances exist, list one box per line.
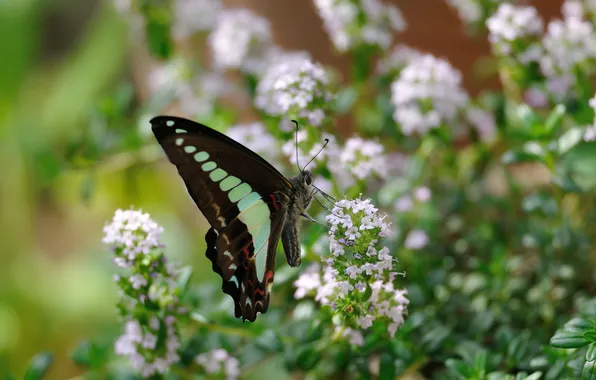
left=172, top=0, right=222, bottom=38
left=130, top=274, right=147, bottom=289
left=391, top=55, right=469, bottom=135
left=404, top=229, right=429, bottom=250
left=338, top=280, right=355, bottom=296
left=345, top=265, right=361, bottom=279
left=294, top=264, right=322, bottom=299
left=313, top=0, right=406, bottom=52
left=209, top=9, right=273, bottom=75
left=357, top=314, right=376, bottom=329
left=395, top=196, right=414, bottom=212
left=446, top=0, right=482, bottom=26
left=355, top=281, right=366, bottom=292
left=413, top=187, right=431, bottom=202
left=196, top=348, right=239, bottom=378
left=341, top=327, right=365, bottom=346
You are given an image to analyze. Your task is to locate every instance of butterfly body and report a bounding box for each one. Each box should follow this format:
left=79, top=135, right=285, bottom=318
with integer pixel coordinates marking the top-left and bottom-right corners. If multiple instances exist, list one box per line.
left=150, top=116, right=313, bottom=322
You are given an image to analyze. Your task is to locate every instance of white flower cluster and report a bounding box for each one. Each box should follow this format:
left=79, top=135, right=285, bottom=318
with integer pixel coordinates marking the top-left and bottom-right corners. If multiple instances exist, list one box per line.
left=486, top=4, right=544, bottom=63
left=209, top=9, right=273, bottom=75
left=172, top=0, right=222, bottom=38
left=294, top=197, right=408, bottom=344
left=104, top=209, right=183, bottom=378
left=115, top=317, right=180, bottom=378
left=195, top=349, right=240, bottom=380
left=540, top=14, right=596, bottom=98
left=391, top=54, right=469, bottom=136
left=255, top=56, right=333, bottom=126
left=313, top=0, right=406, bottom=52
left=338, top=137, right=388, bottom=180
left=103, top=209, right=164, bottom=267
left=377, top=44, right=423, bottom=76
left=227, top=122, right=281, bottom=166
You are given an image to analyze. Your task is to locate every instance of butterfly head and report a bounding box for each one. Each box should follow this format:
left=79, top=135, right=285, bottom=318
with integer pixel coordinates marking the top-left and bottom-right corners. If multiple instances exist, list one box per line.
left=291, top=170, right=314, bottom=210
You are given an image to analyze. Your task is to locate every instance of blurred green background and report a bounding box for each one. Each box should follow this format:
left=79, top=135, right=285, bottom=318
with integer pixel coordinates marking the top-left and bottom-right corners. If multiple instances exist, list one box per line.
left=0, top=0, right=213, bottom=376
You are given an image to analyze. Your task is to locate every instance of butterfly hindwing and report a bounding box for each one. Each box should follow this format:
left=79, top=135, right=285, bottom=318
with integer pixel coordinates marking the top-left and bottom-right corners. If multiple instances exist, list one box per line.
left=151, top=116, right=293, bottom=321
left=205, top=196, right=287, bottom=322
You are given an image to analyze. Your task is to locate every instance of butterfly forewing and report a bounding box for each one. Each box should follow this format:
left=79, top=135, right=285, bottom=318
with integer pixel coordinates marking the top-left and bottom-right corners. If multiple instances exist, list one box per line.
left=151, top=116, right=293, bottom=321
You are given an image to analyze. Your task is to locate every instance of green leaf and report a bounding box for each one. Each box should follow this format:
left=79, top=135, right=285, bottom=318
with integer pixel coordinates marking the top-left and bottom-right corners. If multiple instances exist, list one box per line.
left=24, top=353, right=53, bottom=380
left=583, top=360, right=596, bottom=380
left=544, top=104, right=566, bottom=135
left=559, top=142, right=596, bottom=191
left=474, top=350, right=488, bottom=371
left=558, top=127, right=584, bottom=155
left=255, top=330, right=283, bottom=352
left=445, top=359, right=474, bottom=378
left=587, top=343, right=596, bottom=362
left=565, top=317, right=594, bottom=332
left=379, top=352, right=396, bottom=380
left=176, top=265, right=193, bottom=297
left=550, top=331, right=590, bottom=349
left=524, top=372, right=544, bottom=380
left=333, top=87, right=358, bottom=114
left=295, top=344, right=322, bottom=371
left=585, top=331, right=596, bottom=343
left=501, top=142, right=547, bottom=165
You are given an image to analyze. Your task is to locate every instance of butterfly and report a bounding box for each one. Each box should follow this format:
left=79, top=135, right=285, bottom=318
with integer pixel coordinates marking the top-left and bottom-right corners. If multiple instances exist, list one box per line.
left=151, top=116, right=326, bottom=322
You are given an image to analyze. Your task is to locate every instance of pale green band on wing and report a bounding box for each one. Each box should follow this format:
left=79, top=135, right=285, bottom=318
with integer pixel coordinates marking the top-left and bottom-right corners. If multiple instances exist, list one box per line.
left=220, top=176, right=241, bottom=191
left=175, top=138, right=184, bottom=146
left=166, top=120, right=175, bottom=127
left=201, top=161, right=217, bottom=171
left=194, top=151, right=209, bottom=162
left=175, top=128, right=187, bottom=133
left=184, top=145, right=197, bottom=154
left=209, top=168, right=227, bottom=182
left=237, top=199, right=271, bottom=280
left=237, top=192, right=262, bottom=212
left=228, top=183, right=252, bottom=202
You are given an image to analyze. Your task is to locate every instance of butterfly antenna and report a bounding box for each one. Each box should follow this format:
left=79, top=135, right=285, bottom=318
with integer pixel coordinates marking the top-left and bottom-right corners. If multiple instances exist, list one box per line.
left=291, top=120, right=301, bottom=173
left=302, top=138, right=329, bottom=172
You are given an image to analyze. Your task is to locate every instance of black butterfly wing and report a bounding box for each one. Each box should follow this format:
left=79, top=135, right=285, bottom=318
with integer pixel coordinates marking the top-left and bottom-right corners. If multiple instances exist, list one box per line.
left=151, top=116, right=292, bottom=321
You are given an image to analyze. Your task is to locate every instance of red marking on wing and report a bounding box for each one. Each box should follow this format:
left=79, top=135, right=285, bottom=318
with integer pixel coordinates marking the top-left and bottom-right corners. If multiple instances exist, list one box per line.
left=269, top=194, right=279, bottom=210
left=242, top=242, right=252, bottom=259
left=265, top=270, right=274, bottom=284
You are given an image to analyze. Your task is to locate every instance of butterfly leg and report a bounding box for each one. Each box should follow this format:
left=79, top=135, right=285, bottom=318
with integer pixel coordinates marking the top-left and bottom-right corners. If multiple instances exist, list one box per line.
left=313, top=184, right=337, bottom=202
left=300, top=212, right=331, bottom=232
